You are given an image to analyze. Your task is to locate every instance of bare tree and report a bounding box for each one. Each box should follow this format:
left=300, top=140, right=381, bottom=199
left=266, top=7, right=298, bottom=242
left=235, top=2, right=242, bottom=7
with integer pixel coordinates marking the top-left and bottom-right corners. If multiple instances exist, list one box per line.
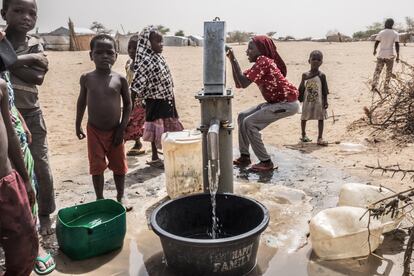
left=406, top=17, right=414, bottom=33
left=90, top=21, right=112, bottom=34
left=157, top=25, right=170, bottom=35
left=175, top=30, right=185, bottom=37
left=227, top=31, right=254, bottom=44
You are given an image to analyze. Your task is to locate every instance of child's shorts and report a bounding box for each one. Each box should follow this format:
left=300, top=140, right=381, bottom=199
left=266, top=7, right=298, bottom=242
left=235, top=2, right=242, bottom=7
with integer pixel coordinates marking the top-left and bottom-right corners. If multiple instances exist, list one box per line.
left=87, top=124, right=128, bottom=175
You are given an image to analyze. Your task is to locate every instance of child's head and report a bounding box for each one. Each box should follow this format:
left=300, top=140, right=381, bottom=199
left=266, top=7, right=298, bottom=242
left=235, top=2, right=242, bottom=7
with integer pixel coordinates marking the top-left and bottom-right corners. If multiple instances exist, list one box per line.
left=89, top=34, right=118, bottom=70
left=149, top=30, right=163, bottom=54
left=127, top=34, right=139, bottom=60
left=1, top=0, right=37, bottom=33
left=308, top=50, right=323, bottom=70
left=385, top=18, right=394, bottom=29
left=246, top=39, right=261, bottom=63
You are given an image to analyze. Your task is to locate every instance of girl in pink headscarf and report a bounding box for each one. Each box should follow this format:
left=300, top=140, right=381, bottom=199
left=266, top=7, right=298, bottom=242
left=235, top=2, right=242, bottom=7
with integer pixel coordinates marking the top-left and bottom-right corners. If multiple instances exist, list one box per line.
left=226, top=35, right=299, bottom=172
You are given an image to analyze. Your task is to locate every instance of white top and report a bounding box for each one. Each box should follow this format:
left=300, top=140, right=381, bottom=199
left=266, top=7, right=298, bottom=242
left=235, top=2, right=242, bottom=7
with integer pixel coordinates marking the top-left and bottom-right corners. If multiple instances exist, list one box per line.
left=376, top=29, right=400, bottom=59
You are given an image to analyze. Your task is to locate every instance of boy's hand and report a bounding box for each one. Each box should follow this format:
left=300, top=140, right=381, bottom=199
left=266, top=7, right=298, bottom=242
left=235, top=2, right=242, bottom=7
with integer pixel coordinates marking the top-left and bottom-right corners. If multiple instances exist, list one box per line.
left=32, top=53, right=49, bottom=70
left=113, top=126, right=124, bottom=146
left=25, top=182, right=36, bottom=209
left=76, top=127, right=86, bottom=140
left=323, top=102, right=329, bottom=109
left=373, top=50, right=377, bottom=56
left=25, top=129, right=32, bottom=144
left=396, top=56, right=400, bottom=63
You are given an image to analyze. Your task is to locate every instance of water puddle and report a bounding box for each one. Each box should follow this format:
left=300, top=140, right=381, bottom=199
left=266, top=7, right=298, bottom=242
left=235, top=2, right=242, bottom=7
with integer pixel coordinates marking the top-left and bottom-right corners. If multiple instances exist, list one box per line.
left=35, top=148, right=406, bottom=275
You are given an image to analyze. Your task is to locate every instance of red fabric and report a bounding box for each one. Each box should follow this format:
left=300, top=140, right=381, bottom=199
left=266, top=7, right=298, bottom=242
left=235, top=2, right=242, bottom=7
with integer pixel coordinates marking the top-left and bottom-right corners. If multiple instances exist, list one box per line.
left=0, top=170, right=38, bottom=276
left=244, top=56, right=298, bottom=103
left=124, top=100, right=146, bottom=141
left=252, top=35, right=287, bottom=77
left=87, top=124, right=128, bottom=175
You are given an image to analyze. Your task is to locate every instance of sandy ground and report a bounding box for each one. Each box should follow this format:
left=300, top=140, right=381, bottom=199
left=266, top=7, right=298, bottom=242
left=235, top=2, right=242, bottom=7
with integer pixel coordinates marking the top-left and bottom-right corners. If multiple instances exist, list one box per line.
left=2, top=42, right=414, bottom=275
left=44, top=41, right=414, bottom=196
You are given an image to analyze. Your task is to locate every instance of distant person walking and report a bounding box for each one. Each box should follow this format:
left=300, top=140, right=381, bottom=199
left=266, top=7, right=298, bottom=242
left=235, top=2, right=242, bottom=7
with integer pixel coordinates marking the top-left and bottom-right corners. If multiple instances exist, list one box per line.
left=372, top=18, right=400, bottom=93
left=226, top=35, right=299, bottom=172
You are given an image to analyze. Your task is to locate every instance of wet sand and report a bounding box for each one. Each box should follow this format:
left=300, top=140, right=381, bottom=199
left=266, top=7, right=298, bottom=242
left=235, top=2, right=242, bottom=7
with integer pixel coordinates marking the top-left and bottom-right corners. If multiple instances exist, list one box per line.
left=46, top=148, right=407, bottom=275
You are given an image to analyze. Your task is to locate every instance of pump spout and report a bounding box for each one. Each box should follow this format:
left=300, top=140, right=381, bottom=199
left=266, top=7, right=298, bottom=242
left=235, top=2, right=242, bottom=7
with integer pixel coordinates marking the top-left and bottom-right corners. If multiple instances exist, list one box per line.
left=207, top=119, right=220, bottom=193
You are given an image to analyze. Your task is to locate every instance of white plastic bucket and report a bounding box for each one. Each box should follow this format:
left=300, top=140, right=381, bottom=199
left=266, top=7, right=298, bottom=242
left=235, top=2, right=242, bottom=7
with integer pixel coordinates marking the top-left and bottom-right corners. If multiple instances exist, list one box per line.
left=309, top=206, right=384, bottom=260
left=161, top=130, right=203, bottom=199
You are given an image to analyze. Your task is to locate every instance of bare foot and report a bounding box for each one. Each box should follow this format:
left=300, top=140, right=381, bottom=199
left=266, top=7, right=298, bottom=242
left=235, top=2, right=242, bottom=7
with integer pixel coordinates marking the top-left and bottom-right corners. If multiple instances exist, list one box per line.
left=117, top=197, right=133, bottom=212
left=39, top=215, right=54, bottom=236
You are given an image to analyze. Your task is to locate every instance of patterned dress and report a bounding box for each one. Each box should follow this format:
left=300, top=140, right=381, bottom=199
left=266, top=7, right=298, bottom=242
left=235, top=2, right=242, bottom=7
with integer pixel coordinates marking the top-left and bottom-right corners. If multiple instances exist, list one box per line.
left=301, top=75, right=327, bottom=120
left=130, top=26, right=183, bottom=149
left=1, top=70, right=38, bottom=216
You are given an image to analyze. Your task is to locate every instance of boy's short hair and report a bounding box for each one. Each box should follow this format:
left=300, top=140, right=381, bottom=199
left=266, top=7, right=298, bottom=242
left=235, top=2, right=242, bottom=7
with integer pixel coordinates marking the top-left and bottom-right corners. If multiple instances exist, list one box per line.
left=90, top=34, right=117, bottom=51
left=385, top=18, right=394, bottom=28
left=309, top=50, right=323, bottom=59
left=2, top=0, right=36, bottom=11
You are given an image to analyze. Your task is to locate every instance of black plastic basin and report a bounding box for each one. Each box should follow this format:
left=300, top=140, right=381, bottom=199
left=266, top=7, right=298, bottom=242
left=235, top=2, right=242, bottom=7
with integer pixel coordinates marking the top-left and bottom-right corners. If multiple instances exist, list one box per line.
left=150, top=193, right=269, bottom=276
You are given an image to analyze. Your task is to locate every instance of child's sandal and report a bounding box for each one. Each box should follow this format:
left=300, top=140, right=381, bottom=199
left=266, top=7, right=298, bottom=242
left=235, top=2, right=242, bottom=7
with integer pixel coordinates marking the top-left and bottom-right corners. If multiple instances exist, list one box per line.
left=317, top=138, right=328, bottom=146
left=300, top=136, right=312, bottom=143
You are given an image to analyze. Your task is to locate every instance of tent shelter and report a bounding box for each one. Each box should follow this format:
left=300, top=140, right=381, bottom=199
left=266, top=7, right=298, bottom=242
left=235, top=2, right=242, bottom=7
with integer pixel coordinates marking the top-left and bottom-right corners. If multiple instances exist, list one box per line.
left=115, top=33, right=137, bottom=55
left=163, top=36, right=189, bottom=46
left=187, top=35, right=204, bottom=46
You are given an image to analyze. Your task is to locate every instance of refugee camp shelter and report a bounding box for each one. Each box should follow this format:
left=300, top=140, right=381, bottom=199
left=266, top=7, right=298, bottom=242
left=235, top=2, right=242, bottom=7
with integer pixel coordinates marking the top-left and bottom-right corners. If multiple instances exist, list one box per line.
left=41, top=27, right=96, bottom=51
left=326, top=32, right=352, bottom=42
left=187, top=35, right=204, bottom=46
left=115, top=33, right=137, bottom=55
left=163, top=36, right=189, bottom=46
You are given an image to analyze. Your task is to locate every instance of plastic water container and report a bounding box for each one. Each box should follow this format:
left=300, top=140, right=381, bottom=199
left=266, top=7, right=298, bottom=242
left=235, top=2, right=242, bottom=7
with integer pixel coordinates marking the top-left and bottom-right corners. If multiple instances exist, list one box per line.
left=338, top=183, right=404, bottom=233
left=56, top=199, right=126, bottom=260
left=162, top=130, right=203, bottom=199
left=309, top=206, right=384, bottom=260
left=339, top=142, right=366, bottom=152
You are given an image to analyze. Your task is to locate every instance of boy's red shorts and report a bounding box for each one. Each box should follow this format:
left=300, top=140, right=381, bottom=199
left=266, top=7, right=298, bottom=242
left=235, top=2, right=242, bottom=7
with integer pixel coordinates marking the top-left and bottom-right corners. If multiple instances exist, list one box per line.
left=87, top=124, right=128, bottom=175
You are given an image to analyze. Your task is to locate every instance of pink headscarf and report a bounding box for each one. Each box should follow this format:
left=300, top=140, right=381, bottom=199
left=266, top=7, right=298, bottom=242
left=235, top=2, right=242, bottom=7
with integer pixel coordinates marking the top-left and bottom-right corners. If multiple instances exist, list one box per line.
left=252, top=35, right=287, bottom=77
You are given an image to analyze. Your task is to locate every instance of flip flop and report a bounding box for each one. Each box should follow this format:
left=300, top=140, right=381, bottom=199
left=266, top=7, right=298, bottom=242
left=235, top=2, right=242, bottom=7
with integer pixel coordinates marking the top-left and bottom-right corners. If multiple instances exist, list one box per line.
left=300, top=136, right=312, bottom=143
left=146, top=159, right=164, bottom=169
left=127, top=148, right=146, bottom=156
left=317, top=138, right=328, bottom=146
left=34, top=252, right=56, bottom=275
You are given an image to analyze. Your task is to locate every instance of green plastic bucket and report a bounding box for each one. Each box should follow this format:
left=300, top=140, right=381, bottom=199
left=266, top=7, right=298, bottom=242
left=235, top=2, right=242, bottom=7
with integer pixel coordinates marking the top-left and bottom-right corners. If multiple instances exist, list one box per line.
left=56, top=199, right=126, bottom=260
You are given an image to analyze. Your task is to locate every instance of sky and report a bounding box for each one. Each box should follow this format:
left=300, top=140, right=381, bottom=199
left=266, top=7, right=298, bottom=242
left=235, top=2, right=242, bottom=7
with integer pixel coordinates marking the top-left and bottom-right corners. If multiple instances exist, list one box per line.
left=2, top=0, right=413, bottom=38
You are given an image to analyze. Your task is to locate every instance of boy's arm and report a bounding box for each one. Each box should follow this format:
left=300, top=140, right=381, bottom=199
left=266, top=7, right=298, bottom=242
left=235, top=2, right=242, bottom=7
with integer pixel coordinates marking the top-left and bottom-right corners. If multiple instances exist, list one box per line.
left=298, top=73, right=306, bottom=102
left=76, top=74, right=87, bottom=140
left=9, top=53, right=48, bottom=85
left=320, top=73, right=329, bottom=109
left=1, top=81, right=35, bottom=207
left=113, top=77, right=132, bottom=146
left=373, top=41, right=380, bottom=56
left=395, top=42, right=400, bottom=62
